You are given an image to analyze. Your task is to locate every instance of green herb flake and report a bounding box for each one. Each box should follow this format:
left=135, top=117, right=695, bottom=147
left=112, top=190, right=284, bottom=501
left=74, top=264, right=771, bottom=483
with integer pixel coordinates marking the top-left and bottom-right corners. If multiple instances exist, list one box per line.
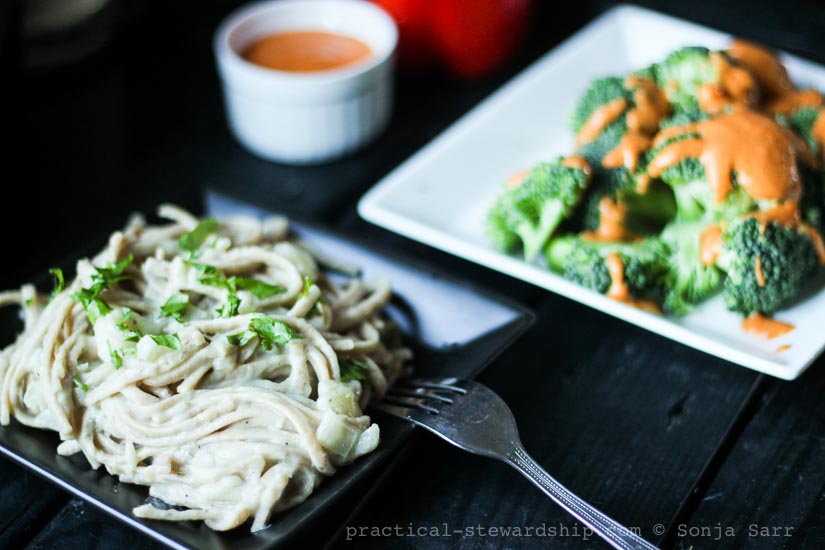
left=91, top=255, right=133, bottom=288
left=226, top=329, right=256, bottom=347
left=249, top=316, right=300, bottom=350
left=71, top=256, right=133, bottom=323
left=72, top=287, right=111, bottom=324
left=226, top=315, right=301, bottom=350
left=235, top=278, right=286, bottom=299
left=185, top=261, right=218, bottom=275
left=49, top=268, right=65, bottom=302
left=24, top=298, right=33, bottom=308
left=217, top=293, right=241, bottom=318
left=200, top=274, right=233, bottom=290
left=300, top=276, right=314, bottom=300
left=178, top=218, right=219, bottom=255
left=160, top=293, right=190, bottom=322
left=108, top=343, right=123, bottom=370
left=117, top=309, right=143, bottom=342
left=72, top=375, right=89, bottom=392
left=150, top=333, right=182, bottom=350
left=340, top=358, right=370, bottom=382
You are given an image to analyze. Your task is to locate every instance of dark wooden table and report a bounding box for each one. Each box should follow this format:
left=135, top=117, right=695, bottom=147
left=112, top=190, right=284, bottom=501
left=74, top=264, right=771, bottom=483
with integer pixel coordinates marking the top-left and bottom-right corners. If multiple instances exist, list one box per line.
left=5, top=0, right=825, bottom=548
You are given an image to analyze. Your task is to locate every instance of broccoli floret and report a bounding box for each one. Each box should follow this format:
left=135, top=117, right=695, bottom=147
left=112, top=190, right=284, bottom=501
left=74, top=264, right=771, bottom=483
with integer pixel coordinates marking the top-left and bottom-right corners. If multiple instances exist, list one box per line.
left=776, top=105, right=823, bottom=157
left=632, top=64, right=659, bottom=82
left=654, top=46, right=718, bottom=112
left=645, top=133, right=757, bottom=222
left=545, top=235, right=667, bottom=302
left=659, top=108, right=709, bottom=129
left=566, top=166, right=676, bottom=235
left=486, top=159, right=590, bottom=260
left=717, top=216, right=819, bottom=315
left=570, top=77, right=632, bottom=134
left=660, top=219, right=724, bottom=315
left=800, top=160, right=825, bottom=234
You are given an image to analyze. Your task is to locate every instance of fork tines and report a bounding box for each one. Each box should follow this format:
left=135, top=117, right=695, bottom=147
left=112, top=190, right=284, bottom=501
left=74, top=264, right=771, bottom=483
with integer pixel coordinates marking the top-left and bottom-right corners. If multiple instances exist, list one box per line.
left=378, top=377, right=468, bottom=416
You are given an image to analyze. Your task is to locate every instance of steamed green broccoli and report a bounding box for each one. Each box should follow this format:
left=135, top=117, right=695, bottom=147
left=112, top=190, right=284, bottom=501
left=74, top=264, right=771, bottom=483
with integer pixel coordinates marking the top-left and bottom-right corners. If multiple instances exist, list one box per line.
left=660, top=219, right=724, bottom=315
left=659, top=108, right=709, bottom=129
left=486, top=159, right=590, bottom=260
left=545, top=235, right=667, bottom=302
left=566, top=166, right=676, bottom=235
left=570, top=77, right=632, bottom=135
left=644, top=133, right=757, bottom=222
left=776, top=104, right=823, bottom=157
left=654, top=46, right=758, bottom=114
left=800, top=160, right=825, bottom=234
left=654, top=47, right=717, bottom=112
left=717, top=216, right=819, bottom=315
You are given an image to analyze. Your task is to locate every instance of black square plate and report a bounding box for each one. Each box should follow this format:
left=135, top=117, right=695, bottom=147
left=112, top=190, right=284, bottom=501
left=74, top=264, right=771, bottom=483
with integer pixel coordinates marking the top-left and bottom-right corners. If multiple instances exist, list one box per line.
left=0, top=193, right=532, bottom=549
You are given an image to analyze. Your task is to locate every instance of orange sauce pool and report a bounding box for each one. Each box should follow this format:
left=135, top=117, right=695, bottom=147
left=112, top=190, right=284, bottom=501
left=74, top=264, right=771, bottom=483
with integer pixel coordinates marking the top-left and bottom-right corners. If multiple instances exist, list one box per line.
left=741, top=314, right=795, bottom=339
left=242, top=31, right=372, bottom=73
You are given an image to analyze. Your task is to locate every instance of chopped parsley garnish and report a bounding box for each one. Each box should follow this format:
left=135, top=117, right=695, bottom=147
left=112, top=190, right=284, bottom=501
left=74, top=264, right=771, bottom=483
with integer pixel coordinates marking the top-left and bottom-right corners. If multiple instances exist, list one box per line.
left=117, top=309, right=143, bottom=342
left=109, top=343, right=123, bottom=370
left=24, top=298, right=33, bottom=308
left=299, top=275, right=324, bottom=315
left=72, top=375, right=88, bottom=392
left=178, top=218, right=219, bottom=256
left=72, top=287, right=111, bottom=324
left=160, top=293, right=190, bottom=322
left=217, top=293, right=241, bottom=318
left=72, top=256, right=134, bottom=324
left=91, top=255, right=133, bottom=288
left=234, top=278, right=286, bottom=298
left=150, top=334, right=182, bottom=350
left=49, top=268, right=64, bottom=302
left=340, top=358, right=370, bottom=382
left=300, top=276, right=314, bottom=299
left=227, top=315, right=301, bottom=350
left=200, top=273, right=230, bottom=290
left=186, top=261, right=218, bottom=275
left=200, top=271, right=284, bottom=299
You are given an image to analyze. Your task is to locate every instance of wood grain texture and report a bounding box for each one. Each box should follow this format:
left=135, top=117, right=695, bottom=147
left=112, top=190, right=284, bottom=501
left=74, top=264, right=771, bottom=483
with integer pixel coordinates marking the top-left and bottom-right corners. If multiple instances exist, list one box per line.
left=326, top=295, right=759, bottom=549
left=678, top=358, right=825, bottom=549
left=3, top=0, right=825, bottom=548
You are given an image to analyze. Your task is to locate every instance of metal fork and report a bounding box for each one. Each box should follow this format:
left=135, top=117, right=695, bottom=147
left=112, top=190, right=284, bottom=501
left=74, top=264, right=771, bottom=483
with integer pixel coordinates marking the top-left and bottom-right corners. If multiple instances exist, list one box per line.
left=375, top=377, right=659, bottom=550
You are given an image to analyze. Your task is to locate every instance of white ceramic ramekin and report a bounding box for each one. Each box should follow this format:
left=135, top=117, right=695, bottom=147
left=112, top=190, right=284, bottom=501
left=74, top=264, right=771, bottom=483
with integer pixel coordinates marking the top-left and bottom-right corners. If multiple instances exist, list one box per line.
left=214, top=0, right=397, bottom=164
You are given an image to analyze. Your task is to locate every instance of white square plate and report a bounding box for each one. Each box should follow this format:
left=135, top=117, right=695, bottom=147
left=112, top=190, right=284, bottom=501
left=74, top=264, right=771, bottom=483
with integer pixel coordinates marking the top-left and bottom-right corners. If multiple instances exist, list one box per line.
left=358, top=4, right=825, bottom=380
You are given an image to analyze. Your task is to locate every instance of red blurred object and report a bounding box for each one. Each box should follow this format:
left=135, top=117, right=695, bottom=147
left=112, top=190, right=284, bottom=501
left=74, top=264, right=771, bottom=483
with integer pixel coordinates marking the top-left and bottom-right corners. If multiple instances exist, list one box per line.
left=372, top=0, right=435, bottom=69
left=372, top=0, right=533, bottom=80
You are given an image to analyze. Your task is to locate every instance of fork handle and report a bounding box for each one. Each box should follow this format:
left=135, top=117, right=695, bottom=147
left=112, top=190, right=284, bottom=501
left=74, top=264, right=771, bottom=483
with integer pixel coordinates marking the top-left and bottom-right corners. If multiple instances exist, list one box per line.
left=506, top=445, right=659, bottom=550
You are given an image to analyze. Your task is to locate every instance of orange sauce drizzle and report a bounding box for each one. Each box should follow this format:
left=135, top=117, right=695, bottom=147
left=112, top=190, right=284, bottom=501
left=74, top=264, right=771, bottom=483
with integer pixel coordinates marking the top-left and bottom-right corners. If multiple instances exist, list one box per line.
left=604, top=253, right=661, bottom=313
left=561, top=155, right=592, bottom=175
left=765, top=89, right=823, bottom=115
left=648, top=109, right=805, bottom=203
left=625, top=76, right=671, bottom=134
left=583, top=197, right=630, bottom=242
left=776, top=344, right=792, bottom=353
left=506, top=168, right=530, bottom=188
left=696, top=51, right=756, bottom=114
left=603, top=77, right=670, bottom=172
left=603, top=133, right=652, bottom=172
left=576, top=98, right=628, bottom=145
left=727, top=40, right=822, bottom=112
left=813, top=111, right=825, bottom=157
left=750, top=202, right=825, bottom=264
left=741, top=313, right=795, bottom=339
left=606, top=252, right=629, bottom=301
left=754, top=257, right=766, bottom=287
left=727, top=40, right=793, bottom=97
left=699, top=224, right=723, bottom=266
